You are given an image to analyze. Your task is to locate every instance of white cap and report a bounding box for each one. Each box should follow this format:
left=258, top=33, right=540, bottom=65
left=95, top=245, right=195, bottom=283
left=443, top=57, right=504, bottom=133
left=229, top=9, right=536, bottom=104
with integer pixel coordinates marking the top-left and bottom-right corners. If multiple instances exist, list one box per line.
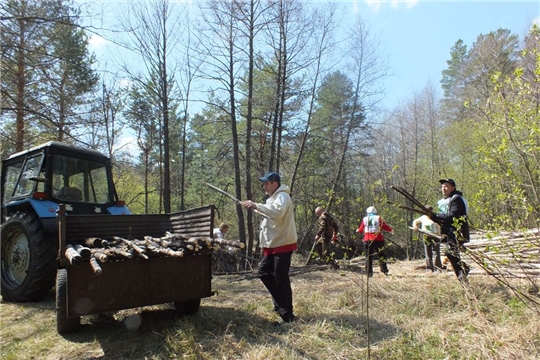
left=366, top=206, right=377, bottom=214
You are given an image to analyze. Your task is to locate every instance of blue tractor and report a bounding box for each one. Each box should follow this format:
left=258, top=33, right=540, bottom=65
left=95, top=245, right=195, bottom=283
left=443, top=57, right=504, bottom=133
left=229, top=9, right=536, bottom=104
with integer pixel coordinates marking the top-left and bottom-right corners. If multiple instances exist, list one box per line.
left=1, top=142, right=130, bottom=302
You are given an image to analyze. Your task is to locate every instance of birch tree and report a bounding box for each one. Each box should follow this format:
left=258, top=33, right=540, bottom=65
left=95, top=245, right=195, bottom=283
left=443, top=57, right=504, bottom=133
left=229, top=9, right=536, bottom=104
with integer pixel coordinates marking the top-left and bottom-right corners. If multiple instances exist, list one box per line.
left=119, top=0, right=185, bottom=213
left=289, top=3, right=339, bottom=195
left=328, top=16, right=389, bottom=211
left=198, top=0, right=248, bottom=247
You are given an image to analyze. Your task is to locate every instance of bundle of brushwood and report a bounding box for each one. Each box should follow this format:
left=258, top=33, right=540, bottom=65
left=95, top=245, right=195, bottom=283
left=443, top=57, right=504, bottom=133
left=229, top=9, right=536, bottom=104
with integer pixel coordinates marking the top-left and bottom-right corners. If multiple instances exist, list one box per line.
left=211, top=238, right=247, bottom=274
left=466, top=228, right=540, bottom=277
left=212, top=245, right=242, bottom=274
left=64, top=231, right=246, bottom=276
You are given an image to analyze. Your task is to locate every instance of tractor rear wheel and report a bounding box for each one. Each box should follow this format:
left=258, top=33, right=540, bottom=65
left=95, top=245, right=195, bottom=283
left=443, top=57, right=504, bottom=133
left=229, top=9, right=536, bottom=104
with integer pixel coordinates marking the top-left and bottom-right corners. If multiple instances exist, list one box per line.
left=1, top=211, right=57, bottom=302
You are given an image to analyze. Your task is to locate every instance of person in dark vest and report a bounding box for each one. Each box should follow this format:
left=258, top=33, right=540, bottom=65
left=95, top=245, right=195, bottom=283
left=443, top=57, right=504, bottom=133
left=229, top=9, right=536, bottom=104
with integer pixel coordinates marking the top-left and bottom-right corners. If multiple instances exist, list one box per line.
left=314, top=207, right=340, bottom=269
left=431, top=179, right=470, bottom=281
left=356, top=206, right=393, bottom=277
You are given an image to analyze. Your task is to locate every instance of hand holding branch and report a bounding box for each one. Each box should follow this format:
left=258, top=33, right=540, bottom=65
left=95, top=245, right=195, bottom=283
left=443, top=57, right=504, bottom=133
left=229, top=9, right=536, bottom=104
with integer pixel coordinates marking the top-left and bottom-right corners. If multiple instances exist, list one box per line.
left=206, top=183, right=268, bottom=219
left=242, top=200, right=257, bottom=210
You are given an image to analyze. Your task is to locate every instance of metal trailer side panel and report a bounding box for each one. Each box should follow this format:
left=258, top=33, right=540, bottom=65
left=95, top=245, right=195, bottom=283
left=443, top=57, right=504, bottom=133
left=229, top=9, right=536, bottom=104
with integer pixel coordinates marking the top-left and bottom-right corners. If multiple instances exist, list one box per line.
left=61, top=214, right=171, bottom=242
left=66, top=254, right=213, bottom=316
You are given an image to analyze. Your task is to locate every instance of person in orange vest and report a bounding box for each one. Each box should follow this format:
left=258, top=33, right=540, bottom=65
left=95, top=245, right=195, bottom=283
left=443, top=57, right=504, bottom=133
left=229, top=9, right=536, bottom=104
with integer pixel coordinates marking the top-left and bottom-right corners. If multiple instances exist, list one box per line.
left=357, top=206, right=393, bottom=277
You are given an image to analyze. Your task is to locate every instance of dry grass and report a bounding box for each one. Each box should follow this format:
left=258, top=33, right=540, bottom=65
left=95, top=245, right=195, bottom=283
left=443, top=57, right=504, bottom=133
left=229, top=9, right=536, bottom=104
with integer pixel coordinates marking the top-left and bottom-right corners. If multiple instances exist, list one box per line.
left=1, top=255, right=539, bottom=360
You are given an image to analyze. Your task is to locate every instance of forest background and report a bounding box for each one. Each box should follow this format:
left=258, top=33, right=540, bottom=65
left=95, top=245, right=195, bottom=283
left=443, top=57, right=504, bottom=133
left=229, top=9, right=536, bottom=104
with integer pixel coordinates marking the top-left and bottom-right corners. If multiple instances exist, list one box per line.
left=1, top=0, right=539, bottom=262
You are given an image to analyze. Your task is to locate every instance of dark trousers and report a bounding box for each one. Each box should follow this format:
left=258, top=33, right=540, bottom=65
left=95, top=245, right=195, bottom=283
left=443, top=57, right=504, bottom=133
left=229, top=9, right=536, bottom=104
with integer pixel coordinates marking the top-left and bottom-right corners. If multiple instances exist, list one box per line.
left=444, top=233, right=469, bottom=278
left=258, top=251, right=294, bottom=321
left=316, top=239, right=333, bottom=263
left=364, top=240, right=389, bottom=275
left=424, top=236, right=442, bottom=271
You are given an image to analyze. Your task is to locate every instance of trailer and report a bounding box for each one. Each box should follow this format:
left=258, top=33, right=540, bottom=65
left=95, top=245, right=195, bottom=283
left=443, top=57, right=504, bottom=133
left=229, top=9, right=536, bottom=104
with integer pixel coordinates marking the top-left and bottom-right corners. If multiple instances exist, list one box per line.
left=55, top=204, right=216, bottom=333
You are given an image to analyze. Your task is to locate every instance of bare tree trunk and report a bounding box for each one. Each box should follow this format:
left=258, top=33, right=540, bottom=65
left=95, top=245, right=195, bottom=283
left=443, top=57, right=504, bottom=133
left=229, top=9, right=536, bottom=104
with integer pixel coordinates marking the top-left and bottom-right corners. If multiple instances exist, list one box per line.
left=200, top=0, right=248, bottom=254
left=119, top=0, right=185, bottom=214
left=290, top=4, right=338, bottom=195
left=276, top=5, right=286, bottom=173
left=226, top=8, right=247, bottom=261
left=269, top=6, right=282, bottom=171
left=243, top=0, right=258, bottom=260
left=15, top=19, right=26, bottom=152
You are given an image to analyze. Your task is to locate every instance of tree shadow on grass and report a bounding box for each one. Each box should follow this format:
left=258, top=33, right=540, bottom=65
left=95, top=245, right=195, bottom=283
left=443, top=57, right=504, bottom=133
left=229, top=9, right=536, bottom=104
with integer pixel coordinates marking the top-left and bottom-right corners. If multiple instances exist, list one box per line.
left=68, top=305, right=395, bottom=359
left=2, top=287, right=400, bottom=359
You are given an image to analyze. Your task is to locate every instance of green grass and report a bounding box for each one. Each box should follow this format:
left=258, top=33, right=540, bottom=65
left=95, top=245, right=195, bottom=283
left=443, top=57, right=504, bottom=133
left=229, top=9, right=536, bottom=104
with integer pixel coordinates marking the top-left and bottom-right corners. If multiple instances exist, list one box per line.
left=1, top=259, right=539, bottom=359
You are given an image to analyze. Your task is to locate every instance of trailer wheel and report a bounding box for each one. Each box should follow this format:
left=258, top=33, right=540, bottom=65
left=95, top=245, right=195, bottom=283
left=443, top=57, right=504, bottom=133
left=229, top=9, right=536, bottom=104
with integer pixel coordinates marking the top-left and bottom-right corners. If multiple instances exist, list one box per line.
left=174, top=299, right=201, bottom=316
left=56, top=269, right=81, bottom=333
left=1, top=211, right=57, bottom=302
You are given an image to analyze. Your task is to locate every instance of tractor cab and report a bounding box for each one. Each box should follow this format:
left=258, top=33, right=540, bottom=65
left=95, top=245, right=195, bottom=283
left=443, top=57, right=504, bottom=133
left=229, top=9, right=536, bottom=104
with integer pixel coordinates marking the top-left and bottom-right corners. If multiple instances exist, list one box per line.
left=1, top=142, right=130, bottom=302
left=2, top=141, right=129, bottom=227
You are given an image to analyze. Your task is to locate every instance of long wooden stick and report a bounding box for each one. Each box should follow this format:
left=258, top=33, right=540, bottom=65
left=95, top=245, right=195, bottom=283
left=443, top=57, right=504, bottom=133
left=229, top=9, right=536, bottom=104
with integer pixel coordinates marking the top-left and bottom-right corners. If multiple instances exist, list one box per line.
left=408, top=226, right=443, bottom=241
left=206, top=183, right=269, bottom=219
left=306, top=236, right=319, bottom=266
left=386, top=201, right=426, bottom=216
left=390, top=186, right=444, bottom=226
left=390, top=186, right=433, bottom=215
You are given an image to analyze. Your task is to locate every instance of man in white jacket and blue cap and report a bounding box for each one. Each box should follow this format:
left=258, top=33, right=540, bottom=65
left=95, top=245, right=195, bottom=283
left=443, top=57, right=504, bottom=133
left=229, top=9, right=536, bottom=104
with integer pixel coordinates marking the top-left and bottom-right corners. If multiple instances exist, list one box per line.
left=243, top=171, right=298, bottom=323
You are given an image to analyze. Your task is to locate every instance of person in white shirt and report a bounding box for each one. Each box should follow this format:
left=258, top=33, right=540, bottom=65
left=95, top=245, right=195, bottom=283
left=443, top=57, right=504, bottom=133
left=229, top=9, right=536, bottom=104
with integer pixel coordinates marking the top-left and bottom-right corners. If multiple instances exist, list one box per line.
left=242, top=171, right=297, bottom=324
left=412, top=206, right=442, bottom=272
left=213, top=222, right=229, bottom=239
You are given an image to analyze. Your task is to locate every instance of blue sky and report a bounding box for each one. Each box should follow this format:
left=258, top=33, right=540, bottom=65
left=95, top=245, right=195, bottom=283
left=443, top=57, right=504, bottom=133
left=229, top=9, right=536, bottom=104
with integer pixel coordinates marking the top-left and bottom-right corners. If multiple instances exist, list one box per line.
left=87, top=1, right=539, bottom=153
left=348, top=0, right=540, bottom=109
left=88, top=0, right=539, bottom=113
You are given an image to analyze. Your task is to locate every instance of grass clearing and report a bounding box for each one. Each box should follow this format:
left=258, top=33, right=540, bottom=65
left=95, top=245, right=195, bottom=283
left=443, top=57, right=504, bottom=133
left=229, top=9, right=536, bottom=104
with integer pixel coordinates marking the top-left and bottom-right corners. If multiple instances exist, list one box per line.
left=1, top=259, right=539, bottom=359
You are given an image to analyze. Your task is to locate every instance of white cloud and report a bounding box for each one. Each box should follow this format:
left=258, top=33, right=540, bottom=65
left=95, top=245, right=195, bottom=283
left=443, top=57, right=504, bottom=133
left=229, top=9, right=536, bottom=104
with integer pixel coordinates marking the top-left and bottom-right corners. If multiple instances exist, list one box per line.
left=352, top=0, right=361, bottom=14
left=118, top=78, right=132, bottom=89
left=402, top=0, right=419, bottom=9
left=88, top=34, right=110, bottom=48
left=365, top=0, right=383, bottom=12
left=115, top=134, right=140, bottom=161
left=366, top=0, right=419, bottom=12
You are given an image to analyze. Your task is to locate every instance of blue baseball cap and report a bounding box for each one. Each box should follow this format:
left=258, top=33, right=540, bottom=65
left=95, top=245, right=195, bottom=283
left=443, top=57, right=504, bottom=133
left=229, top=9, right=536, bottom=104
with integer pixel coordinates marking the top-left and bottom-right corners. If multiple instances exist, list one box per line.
left=259, top=171, right=281, bottom=183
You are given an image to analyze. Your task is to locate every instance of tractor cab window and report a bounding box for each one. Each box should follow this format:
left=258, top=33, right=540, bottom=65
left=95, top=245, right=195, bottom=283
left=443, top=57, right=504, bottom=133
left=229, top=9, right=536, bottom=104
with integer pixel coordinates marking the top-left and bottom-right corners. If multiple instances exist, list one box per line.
left=52, top=155, right=111, bottom=204
left=4, top=154, right=43, bottom=202
left=3, top=162, right=23, bottom=203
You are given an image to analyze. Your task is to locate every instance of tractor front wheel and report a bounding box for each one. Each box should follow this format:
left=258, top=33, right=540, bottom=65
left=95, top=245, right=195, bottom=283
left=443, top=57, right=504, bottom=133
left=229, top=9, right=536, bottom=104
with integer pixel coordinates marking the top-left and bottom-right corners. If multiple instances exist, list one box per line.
left=1, top=211, right=57, bottom=302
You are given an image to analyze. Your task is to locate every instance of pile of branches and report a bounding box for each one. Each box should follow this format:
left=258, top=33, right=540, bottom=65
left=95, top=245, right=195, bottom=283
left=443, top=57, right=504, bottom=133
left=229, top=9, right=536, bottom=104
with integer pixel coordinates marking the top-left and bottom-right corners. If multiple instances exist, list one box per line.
left=466, top=228, right=540, bottom=277
left=212, top=246, right=243, bottom=274
left=63, top=231, right=245, bottom=276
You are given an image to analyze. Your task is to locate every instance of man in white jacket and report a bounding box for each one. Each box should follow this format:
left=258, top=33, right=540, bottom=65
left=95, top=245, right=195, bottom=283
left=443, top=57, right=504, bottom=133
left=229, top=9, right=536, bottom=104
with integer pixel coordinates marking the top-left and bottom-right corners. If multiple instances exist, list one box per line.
left=243, top=171, right=298, bottom=323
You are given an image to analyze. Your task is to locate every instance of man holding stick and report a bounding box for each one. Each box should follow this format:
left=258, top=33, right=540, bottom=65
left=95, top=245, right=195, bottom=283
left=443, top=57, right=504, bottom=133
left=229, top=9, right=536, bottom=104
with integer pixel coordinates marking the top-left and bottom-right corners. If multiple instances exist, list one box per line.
left=242, top=172, right=298, bottom=324
left=430, top=179, right=470, bottom=281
